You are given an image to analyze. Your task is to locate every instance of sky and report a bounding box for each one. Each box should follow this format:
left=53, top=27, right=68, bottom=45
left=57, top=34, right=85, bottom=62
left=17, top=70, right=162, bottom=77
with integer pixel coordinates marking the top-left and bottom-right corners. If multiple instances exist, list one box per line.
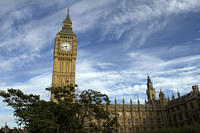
left=0, top=0, right=200, bottom=128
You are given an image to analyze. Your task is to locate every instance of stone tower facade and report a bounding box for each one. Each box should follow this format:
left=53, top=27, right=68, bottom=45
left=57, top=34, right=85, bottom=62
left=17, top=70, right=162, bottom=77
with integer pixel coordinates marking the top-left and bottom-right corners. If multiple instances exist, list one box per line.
left=52, top=8, right=77, bottom=89
left=146, top=76, right=156, bottom=101
left=107, top=76, right=200, bottom=133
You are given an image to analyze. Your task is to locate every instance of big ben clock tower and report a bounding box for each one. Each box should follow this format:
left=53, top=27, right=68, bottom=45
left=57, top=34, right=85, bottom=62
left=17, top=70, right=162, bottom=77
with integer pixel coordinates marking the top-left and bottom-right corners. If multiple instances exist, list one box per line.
left=52, top=8, right=77, bottom=90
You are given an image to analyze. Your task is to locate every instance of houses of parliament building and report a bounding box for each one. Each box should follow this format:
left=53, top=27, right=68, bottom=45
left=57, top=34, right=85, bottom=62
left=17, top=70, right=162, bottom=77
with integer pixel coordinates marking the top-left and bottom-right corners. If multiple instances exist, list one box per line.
left=51, top=9, right=200, bottom=133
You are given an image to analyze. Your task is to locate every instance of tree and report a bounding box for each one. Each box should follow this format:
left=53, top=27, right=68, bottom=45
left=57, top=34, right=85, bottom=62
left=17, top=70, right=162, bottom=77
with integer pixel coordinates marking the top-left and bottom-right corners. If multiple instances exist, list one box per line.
left=0, top=85, right=118, bottom=133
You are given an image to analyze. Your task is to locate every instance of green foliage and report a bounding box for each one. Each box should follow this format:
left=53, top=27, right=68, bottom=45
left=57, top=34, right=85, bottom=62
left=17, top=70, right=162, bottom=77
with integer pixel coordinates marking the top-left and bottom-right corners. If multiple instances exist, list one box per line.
left=0, top=86, right=118, bottom=133
left=0, top=89, right=40, bottom=126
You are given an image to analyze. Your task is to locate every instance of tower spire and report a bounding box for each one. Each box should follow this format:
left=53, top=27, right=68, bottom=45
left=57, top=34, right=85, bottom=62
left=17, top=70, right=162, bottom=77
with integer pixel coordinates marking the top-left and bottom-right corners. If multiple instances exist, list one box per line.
left=147, top=75, right=151, bottom=82
left=172, top=91, right=175, bottom=100
left=147, top=75, right=153, bottom=90
left=67, top=8, right=69, bottom=17
left=177, top=89, right=180, bottom=98
left=146, top=75, right=156, bottom=101
left=60, top=8, right=74, bottom=34
left=63, top=8, right=72, bottom=24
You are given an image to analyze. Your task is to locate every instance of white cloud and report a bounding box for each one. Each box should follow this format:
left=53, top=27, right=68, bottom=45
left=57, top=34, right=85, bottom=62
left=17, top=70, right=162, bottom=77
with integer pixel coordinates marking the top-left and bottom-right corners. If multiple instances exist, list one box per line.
left=70, top=0, right=116, bottom=33
left=96, top=62, right=114, bottom=69
left=0, top=0, right=118, bottom=75
left=71, top=0, right=115, bottom=15
left=111, top=0, right=200, bottom=25
left=76, top=49, right=200, bottom=102
left=0, top=72, right=51, bottom=100
left=100, top=0, right=200, bottom=46
left=128, top=52, right=164, bottom=70
left=0, top=72, right=51, bottom=128
left=158, top=55, right=200, bottom=69
left=0, top=0, right=24, bottom=17
left=0, top=53, right=40, bottom=72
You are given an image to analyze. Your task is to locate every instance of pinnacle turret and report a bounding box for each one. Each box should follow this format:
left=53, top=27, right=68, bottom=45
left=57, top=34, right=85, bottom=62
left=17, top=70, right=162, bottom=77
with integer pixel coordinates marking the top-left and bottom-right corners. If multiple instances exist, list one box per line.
left=159, top=89, right=166, bottom=100
left=64, top=8, right=72, bottom=24
left=130, top=98, right=132, bottom=104
left=137, top=98, right=140, bottom=104
left=177, top=89, right=180, bottom=98
left=115, top=97, right=117, bottom=104
left=147, top=75, right=151, bottom=82
left=172, top=91, right=175, bottom=100
left=147, top=75, right=153, bottom=90
left=146, top=76, right=156, bottom=101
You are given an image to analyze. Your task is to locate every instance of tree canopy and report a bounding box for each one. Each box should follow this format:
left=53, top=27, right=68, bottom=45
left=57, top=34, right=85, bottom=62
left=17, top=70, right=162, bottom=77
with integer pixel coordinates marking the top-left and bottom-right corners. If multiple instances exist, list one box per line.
left=0, top=85, right=118, bottom=133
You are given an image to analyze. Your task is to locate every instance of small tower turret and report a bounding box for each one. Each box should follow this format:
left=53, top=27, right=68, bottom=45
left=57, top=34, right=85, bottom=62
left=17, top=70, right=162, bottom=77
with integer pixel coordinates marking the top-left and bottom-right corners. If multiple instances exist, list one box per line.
left=130, top=98, right=133, bottom=111
left=130, top=98, right=133, bottom=105
left=192, top=85, right=199, bottom=94
left=159, top=89, right=168, bottom=106
left=177, top=89, right=180, bottom=98
left=146, top=76, right=156, bottom=102
left=137, top=98, right=140, bottom=111
left=147, top=76, right=153, bottom=90
left=159, top=89, right=166, bottom=100
left=138, top=98, right=140, bottom=105
left=172, top=92, right=175, bottom=101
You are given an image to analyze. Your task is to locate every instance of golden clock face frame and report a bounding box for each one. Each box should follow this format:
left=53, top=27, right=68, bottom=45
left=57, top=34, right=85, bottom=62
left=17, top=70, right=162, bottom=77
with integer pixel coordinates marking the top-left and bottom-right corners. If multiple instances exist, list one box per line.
left=60, top=42, right=72, bottom=52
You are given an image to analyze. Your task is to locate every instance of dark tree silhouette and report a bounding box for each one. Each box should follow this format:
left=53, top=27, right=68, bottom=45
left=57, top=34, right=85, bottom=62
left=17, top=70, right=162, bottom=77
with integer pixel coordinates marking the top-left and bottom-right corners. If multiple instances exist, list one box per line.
left=0, top=85, right=118, bottom=133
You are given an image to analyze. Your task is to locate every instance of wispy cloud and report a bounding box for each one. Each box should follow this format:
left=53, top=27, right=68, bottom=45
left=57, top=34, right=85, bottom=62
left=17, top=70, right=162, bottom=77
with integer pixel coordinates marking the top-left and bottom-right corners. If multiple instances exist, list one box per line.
left=100, top=0, right=200, bottom=46
left=110, top=0, right=200, bottom=25
left=0, top=72, right=51, bottom=100
left=76, top=47, right=200, bottom=102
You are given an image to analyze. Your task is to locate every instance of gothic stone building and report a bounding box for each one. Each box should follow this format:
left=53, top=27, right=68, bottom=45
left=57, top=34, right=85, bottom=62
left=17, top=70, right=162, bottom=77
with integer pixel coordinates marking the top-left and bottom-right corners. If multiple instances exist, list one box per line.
left=52, top=9, right=200, bottom=133
left=107, top=76, right=200, bottom=133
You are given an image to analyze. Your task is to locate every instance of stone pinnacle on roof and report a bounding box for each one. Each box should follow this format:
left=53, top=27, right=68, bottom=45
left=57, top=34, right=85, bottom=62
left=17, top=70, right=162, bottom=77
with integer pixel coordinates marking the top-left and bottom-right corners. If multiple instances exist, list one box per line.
left=147, top=75, right=152, bottom=83
left=64, top=8, right=72, bottom=23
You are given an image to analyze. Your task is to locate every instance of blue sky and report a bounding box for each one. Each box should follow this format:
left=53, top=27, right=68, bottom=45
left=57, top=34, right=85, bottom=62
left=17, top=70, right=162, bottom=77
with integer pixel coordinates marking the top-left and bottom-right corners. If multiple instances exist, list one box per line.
left=0, top=0, right=200, bottom=127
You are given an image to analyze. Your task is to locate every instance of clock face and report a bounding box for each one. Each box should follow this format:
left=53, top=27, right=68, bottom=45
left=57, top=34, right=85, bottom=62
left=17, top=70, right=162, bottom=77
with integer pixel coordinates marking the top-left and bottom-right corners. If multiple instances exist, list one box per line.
left=60, top=42, right=72, bottom=52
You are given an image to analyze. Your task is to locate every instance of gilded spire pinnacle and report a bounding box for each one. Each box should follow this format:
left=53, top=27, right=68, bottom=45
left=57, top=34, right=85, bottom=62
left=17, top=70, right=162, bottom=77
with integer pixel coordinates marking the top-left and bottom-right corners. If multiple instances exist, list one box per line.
left=63, top=8, right=72, bottom=24
left=60, top=8, right=74, bottom=34
left=67, top=8, right=69, bottom=17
